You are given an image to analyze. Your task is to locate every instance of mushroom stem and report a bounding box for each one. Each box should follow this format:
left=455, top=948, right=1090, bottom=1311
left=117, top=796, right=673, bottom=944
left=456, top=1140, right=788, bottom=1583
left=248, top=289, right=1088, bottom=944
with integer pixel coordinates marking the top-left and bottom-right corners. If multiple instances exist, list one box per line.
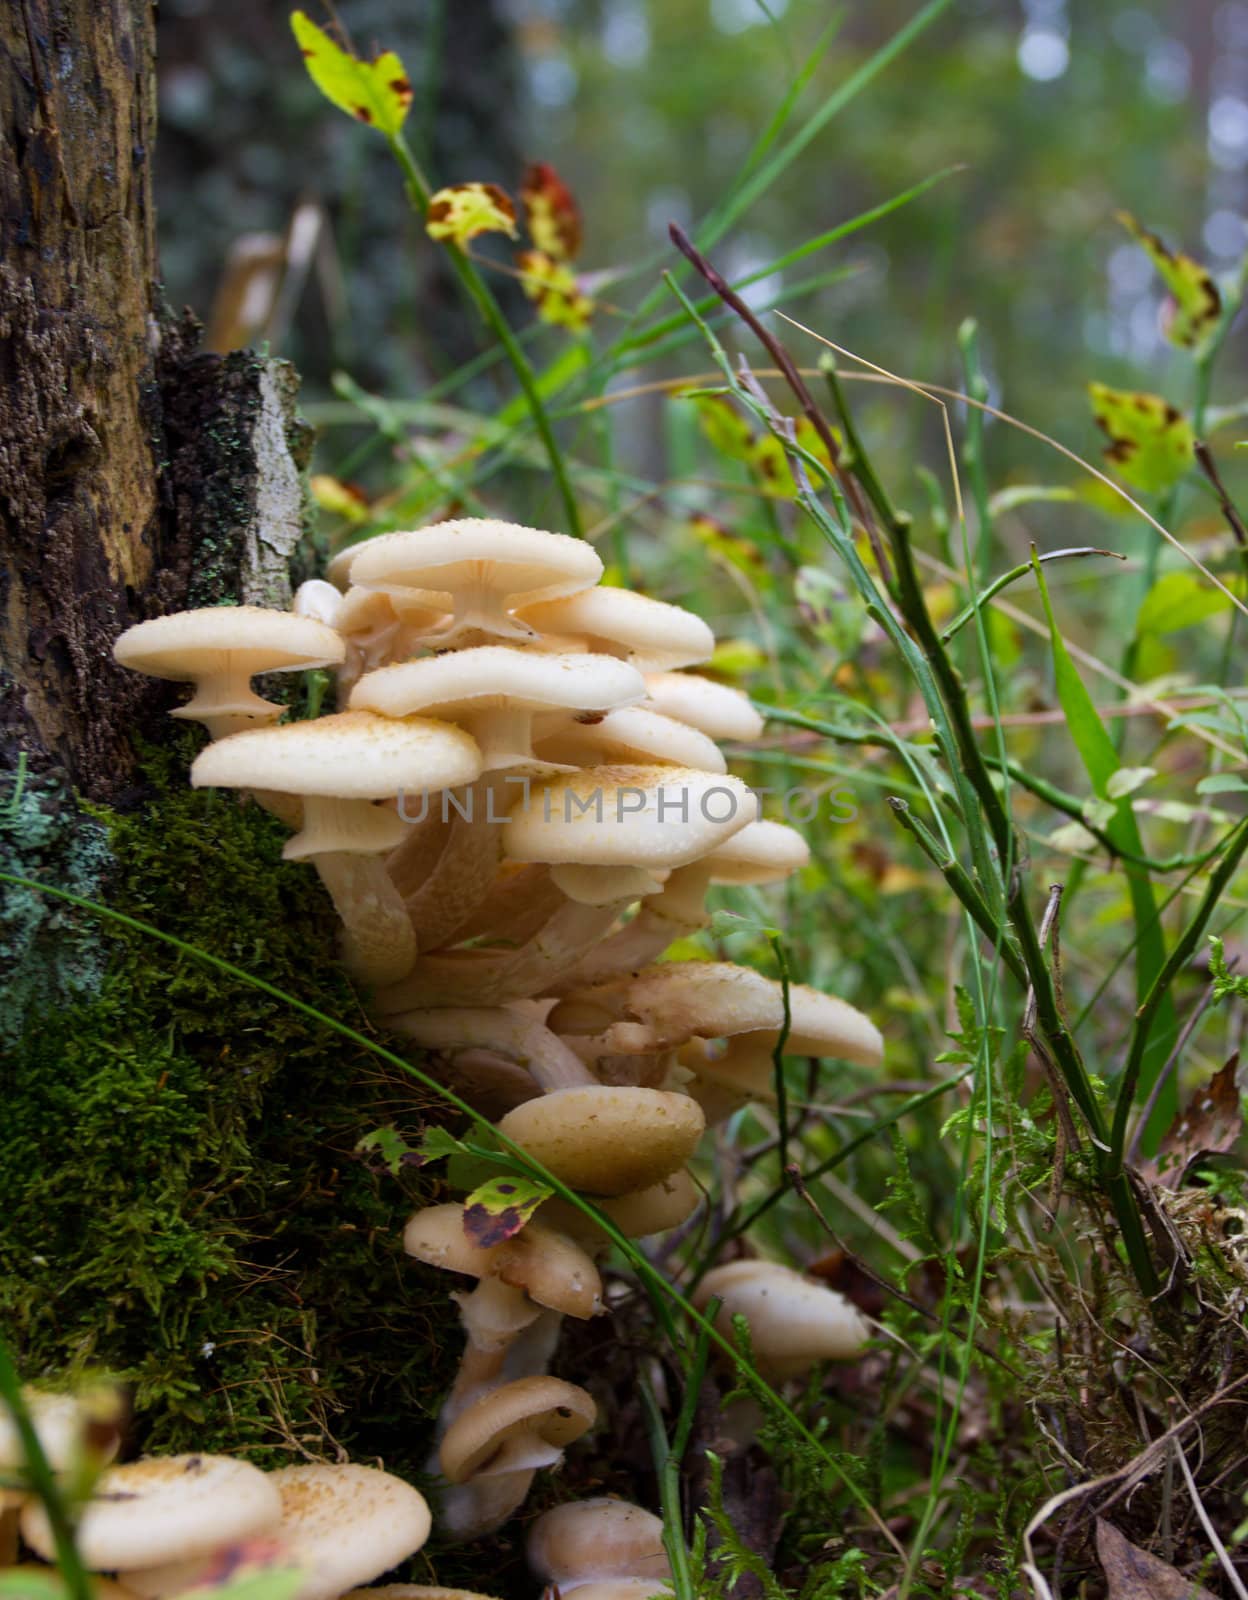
left=174, top=664, right=283, bottom=737
left=388, top=1006, right=598, bottom=1091
left=376, top=896, right=629, bottom=1011
left=459, top=707, right=540, bottom=771
left=403, top=777, right=509, bottom=952
left=438, top=1471, right=538, bottom=1541
left=314, top=853, right=418, bottom=989
left=551, top=866, right=711, bottom=991
left=0, top=1499, right=19, bottom=1567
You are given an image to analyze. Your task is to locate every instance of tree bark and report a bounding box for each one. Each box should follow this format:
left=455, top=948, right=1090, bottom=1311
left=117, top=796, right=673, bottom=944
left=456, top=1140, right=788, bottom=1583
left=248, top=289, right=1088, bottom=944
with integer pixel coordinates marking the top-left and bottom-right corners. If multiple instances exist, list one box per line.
left=0, top=0, right=311, bottom=800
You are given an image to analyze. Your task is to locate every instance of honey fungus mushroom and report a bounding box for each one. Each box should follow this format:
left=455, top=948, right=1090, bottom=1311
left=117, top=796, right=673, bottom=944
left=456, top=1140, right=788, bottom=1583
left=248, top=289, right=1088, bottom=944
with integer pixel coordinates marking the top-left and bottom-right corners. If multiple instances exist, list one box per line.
left=641, top=671, right=764, bottom=742
left=693, top=1259, right=871, bottom=1378
left=495, top=1085, right=706, bottom=1196
left=515, top=588, right=714, bottom=672
left=191, top=711, right=482, bottom=987
left=527, top=1498, right=671, bottom=1590
left=348, top=518, right=603, bottom=645
left=113, top=608, right=345, bottom=740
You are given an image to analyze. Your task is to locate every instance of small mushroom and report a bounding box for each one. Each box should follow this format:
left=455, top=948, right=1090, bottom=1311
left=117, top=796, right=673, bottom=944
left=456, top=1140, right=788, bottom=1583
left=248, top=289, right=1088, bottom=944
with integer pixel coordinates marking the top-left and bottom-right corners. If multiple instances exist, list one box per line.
left=537, top=1169, right=702, bottom=1252
left=528, top=1498, right=671, bottom=1589
left=386, top=1004, right=597, bottom=1092
left=351, top=649, right=645, bottom=774
left=693, top=1259, right=870, bottom=1378
left=688, top=982, right=884, bottom=1109
left=404, top=1205, right=602, bottom=1419
left=515, top=589, right=714, bottom=672
left=640, top=672, right=763, bottom=742
left=439, top=1374, right=596, bottom=1483
left=348, top=518, right=603, bottom=646
left=292, top=579, right=345, bottom=630
left=113, top=608, right=345, bottom=740
left=495, top=1085, right=705, bottom=1196
left=21, top=1455, right=282, bottom=1571
left=191, top=711, right=482, bottom=988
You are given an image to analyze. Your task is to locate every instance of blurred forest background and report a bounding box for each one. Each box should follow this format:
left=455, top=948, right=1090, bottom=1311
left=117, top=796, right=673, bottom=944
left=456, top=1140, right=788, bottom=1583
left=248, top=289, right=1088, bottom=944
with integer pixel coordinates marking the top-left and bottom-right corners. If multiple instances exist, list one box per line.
left=153, top=0, right=1248, bottom=487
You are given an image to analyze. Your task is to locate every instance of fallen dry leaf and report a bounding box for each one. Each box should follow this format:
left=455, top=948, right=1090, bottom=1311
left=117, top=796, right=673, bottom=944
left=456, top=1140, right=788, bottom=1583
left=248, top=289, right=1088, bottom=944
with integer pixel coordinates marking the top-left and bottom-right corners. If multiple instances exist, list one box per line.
left=1096, top=1517, right=1217, bottom=1600
left=1146, top=1056, right=1243, bottom=1185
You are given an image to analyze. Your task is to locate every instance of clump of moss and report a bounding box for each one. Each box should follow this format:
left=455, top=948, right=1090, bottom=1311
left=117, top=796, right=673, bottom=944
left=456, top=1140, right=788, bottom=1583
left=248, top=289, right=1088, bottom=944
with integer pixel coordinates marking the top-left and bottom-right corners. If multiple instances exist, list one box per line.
left=0, top=743, right=458, bottom=1477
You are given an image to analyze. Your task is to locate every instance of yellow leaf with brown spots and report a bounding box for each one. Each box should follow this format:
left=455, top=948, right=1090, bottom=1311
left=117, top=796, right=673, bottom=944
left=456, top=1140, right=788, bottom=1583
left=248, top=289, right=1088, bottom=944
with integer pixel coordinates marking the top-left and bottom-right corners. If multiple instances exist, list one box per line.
left=516, top=249, right=594, bottom=333
left=1117, top=211, right=1222, bottom=351
left=520, top=162, right=582, bottom=261
left=426, top=183, right=519, bottom=247
left=291, top=12, right=412, bottom=138
left=1088, top=382, right=1194, bottom=495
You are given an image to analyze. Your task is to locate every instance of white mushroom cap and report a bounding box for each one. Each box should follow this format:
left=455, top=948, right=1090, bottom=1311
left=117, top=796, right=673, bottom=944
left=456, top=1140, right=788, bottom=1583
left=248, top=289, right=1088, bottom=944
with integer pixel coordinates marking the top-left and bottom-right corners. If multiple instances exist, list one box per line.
left=350, top=650, right=645, bottom=772
left=0, top=1390, right=94, bottom=1473
left=496, top=1085, right=705, bottom=1196
left=516, top=589, right=714, bottom=672
left=439, top=1376, right=596, bottom=1483
left=113, top=608, right=346, bottom=738
left=528, top=1498, right=671, bottom=1585
left=327, top=538, right=383, bottom=591
left=694, top=1260, right=870, bottom=1377
left=20, top=1455, right=281, bottom=1571
left=348, top=519, right=603, bottom=643
left=503, top=766, right=753, bottom=872
left=693, top=983, right=884, bottom=1101
left=704, top=819, right=810, bottom=884
left=641, top=673, right=763, bottom=742
left=549, top=964, right=784, bottom=1061
left=292, top=580, right=345, bottom=629
left=191, top=711, right=482, bottom=858
left=534, top=707, right=726, bottom=774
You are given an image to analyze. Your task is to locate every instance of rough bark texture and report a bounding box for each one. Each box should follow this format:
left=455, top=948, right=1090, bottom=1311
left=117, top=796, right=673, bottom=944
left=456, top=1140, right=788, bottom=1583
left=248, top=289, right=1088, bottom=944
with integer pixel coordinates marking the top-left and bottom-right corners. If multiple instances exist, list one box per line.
left=0, top=1, right=312, bottom=799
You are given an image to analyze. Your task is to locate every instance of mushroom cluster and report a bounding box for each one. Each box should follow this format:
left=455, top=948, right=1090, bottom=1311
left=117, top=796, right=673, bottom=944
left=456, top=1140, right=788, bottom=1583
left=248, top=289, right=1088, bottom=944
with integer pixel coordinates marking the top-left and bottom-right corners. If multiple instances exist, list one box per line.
left=111, top=517, right=884, bottom=1560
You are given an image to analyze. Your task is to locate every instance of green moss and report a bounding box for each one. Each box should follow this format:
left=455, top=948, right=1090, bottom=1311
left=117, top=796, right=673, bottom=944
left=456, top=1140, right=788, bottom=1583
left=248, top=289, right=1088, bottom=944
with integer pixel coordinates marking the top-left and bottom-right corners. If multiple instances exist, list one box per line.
left=0, top=742, right=459, bottom=1478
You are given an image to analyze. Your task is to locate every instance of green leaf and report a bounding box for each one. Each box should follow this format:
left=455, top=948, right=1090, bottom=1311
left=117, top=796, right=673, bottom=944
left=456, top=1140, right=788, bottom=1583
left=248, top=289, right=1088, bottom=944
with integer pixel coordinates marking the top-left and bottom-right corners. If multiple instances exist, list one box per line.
left=1088, top=382, right=1195, bottom=494
left=987, top=484, right=1078, bottom=516
left=1033, top=555, right=1179, bottom=1146
left=1136, top=571, right=1233, bottom=637
left=1210, top=936, right=1248, bottom=1002
left=1196, top=773, right=1248, bottom=795
left=354, top=1125, right=416, bottom=1177
left=1117, top=211, right=1222, bottom=351
left=461, top=1173, right=553, bottom=1248
left=414, top=1125, right=471, bottom=1164
left=291, top=12, right=412, bottom=138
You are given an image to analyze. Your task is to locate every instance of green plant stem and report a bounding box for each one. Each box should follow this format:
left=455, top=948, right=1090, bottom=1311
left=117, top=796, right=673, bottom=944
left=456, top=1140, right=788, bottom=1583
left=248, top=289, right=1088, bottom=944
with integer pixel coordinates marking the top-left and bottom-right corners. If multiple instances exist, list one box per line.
left=887, top=798, right=1028, bottom=986
left=956, top=319, right=994, bottom=591
left=940, top=547, right=1125, bottom=644
left=1109, top=815, right=1248, bottom=1174
left=640, top=1320, right=711, bottom=1600
left=665, top=234, right=1161, bottom=1296
left=386, top=134, right=583, bottom=537
left=0, top=1340, right=90, bottom=1600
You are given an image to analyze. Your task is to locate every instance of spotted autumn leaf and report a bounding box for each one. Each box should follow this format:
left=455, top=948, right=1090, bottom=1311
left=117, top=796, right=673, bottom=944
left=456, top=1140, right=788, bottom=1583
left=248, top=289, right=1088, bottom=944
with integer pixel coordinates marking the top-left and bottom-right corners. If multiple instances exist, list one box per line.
left=461, top=1172, right=553, bottom=1249
left=1117, top=210, right=1222, bottom=351
left=1088, top=381, right=1195, bottom=495
left=520, top=161, right=583, bottom=262
left=516, top=249, right=595, bottom=334
left=690, top=392, right=757, bottom=462
left=290, top=12, right=412, bottom=138
left=426, top=183, right=519, bottom=248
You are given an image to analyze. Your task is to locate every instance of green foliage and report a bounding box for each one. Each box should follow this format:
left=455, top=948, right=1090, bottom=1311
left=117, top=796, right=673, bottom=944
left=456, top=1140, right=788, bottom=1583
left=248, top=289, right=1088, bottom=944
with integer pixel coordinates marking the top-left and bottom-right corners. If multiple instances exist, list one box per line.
left=290, top=12, right=412, bottom=138
left=1209, top=935, right=1248, bottom=1003
left=0, top=749, right=455, bottom=1478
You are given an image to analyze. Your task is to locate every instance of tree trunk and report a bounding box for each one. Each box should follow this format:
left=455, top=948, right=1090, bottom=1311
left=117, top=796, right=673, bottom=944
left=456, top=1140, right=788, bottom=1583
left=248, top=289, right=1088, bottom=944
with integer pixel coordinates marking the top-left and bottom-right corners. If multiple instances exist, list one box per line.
left=0, top=0, right=310, bottom=799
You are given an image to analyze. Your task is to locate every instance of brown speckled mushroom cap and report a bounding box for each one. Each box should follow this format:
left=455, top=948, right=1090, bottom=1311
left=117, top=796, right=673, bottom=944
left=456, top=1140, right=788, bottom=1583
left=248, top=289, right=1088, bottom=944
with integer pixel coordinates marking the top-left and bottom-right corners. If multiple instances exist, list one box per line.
left=641, top=672, right=763, bottom=742
left=263, top=1463, right=431, bottom=1600
left=516, top=589, right=714, bottom=672
left=20, top=1455, right=281, bottom=1571
left=438, top=1376, right=595, bottom=1484
left=191, top=710, right=482, bottom=859
left=496, top=1085, right=705, bottom=1196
